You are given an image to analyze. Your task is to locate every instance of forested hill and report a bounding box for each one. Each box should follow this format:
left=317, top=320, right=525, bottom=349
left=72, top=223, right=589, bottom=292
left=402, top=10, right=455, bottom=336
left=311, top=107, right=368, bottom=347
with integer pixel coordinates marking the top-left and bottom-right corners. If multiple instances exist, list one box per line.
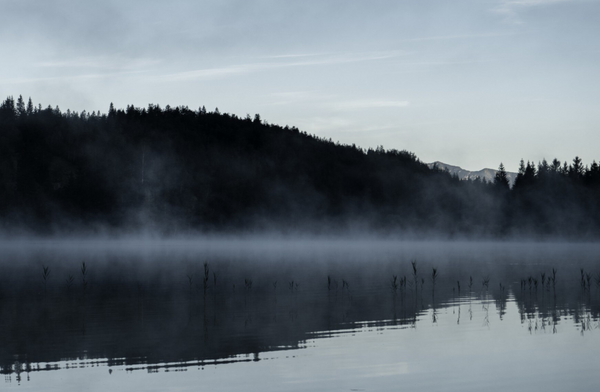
left=1, top=96, right=599, bottom=238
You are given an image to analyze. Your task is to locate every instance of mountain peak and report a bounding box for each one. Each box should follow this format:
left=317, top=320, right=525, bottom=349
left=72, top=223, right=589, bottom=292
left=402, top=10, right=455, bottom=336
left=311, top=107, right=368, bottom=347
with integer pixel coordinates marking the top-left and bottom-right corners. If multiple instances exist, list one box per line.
left=427, top=161, right=517, bottom=186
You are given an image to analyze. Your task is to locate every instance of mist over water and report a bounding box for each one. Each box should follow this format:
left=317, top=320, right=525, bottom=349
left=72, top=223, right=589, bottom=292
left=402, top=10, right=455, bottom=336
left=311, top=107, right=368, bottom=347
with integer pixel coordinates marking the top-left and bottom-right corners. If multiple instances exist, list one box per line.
left=2, top=3, right=599, bottom=389
left=1, top=238, right=598, bottom=390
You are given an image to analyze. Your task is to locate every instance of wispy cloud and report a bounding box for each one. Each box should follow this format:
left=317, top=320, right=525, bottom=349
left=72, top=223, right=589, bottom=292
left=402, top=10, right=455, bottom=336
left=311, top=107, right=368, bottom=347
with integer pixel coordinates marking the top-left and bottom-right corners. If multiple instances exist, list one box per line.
left=161, top=51, right=403, bottom=81
left=261, top=91, right=331, bottom=106
left=493, top=0, right=576, bottom=23
left=501, top=0, right=572, bottom=4
left=332, top=100, right=410, bottom=110
left=262, top=92, right=410, bottom=111
left=262, top=53, right=326, bottom=59
left=0, top=69, right=150, bottom=85
left=268, top=91, right=318, bottom=99
left=400, top=32, right=517, bottom=42
left=164, top=65, right=249, bottom=80
left=296, top=116, right=355, bottom=133
left=395, top=60, right=492, bottom=67
left=37, top=57, right=160, bottom=71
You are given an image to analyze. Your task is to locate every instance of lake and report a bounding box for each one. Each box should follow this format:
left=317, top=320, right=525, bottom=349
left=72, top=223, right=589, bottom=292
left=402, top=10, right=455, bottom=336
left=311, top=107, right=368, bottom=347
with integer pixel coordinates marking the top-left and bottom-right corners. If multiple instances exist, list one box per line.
left=1, top=239, right=599, bottom=391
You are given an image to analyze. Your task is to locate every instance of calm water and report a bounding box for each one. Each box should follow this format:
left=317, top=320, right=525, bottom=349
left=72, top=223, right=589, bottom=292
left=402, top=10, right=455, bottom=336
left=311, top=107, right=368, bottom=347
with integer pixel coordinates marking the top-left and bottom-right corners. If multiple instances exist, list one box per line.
left=1, top=239, right=599, bottom=391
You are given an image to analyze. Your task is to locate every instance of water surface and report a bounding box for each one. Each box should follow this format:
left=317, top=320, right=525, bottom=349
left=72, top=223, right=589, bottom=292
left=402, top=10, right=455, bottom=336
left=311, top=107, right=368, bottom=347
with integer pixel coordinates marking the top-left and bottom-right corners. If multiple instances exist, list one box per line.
left=1, top=240, right=598, bottom=391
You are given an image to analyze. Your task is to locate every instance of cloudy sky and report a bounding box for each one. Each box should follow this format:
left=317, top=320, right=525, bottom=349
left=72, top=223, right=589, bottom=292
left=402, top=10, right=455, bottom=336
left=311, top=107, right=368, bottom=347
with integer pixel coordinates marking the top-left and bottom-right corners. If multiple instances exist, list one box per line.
left=1, top=0, right=599, bottom=172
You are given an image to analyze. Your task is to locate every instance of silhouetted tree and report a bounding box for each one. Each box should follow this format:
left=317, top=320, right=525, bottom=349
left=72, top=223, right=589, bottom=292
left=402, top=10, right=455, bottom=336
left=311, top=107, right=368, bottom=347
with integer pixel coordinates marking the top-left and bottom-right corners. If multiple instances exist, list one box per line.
left=569, top=156, right=584, bottom=180
left=0, top=96, right=15, bottom=120
left=108, top=102, right=116, bottom=117
left=26, top=97, right=34, bottom=116
left=537, top=159, right=549, bottom=181
left=16, top=95, right=25, bottom=117
left=494, top=163, right=510, bottom=190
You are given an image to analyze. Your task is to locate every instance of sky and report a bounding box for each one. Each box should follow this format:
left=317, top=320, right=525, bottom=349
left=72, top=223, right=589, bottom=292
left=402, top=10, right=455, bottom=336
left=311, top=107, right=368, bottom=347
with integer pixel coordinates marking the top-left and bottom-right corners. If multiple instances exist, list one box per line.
left=1, top=0, right=599, bottom=172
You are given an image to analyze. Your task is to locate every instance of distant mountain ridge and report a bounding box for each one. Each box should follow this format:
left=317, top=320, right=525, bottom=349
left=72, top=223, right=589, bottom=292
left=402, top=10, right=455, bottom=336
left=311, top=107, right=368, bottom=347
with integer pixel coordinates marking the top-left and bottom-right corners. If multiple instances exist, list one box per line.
left=427, top=161, right=517, bottom=186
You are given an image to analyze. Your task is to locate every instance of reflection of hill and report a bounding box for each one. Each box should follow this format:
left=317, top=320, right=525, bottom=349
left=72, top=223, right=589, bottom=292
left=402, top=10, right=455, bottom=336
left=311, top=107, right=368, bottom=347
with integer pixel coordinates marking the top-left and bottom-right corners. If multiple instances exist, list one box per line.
left=1, top=258, right=598, bottom=376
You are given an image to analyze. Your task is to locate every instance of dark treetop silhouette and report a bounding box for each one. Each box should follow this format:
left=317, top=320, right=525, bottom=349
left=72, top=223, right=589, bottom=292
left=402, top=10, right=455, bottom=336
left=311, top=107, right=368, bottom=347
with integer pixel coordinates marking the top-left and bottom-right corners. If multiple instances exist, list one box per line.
left=0, top=96, right=599, bottom=237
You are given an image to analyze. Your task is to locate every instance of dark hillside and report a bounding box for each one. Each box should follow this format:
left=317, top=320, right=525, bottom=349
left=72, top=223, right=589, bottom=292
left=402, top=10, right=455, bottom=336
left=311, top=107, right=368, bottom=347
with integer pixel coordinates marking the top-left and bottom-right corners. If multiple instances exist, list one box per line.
left=0, top=96, right=599, bottom=238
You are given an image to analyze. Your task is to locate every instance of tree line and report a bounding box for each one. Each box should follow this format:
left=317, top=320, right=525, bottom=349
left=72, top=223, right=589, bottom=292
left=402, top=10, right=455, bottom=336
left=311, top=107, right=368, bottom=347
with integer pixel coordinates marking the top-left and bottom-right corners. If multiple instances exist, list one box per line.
left=0, top=95, right=599, bottom=238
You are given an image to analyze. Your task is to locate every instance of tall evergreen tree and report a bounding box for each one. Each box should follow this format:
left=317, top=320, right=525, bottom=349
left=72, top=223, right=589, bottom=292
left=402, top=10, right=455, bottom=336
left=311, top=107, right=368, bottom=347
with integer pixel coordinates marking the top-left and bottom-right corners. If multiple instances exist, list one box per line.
left=513, top=159, right=527, bottom=189
left=108, top=102, right=116, bottom=117
left=569, top=156, right=584, bottom=179
left=537, top=159, right=549, bottom=180
left=26, top=97, right=34, bottom=116
left=0, top=96, right=15, bottom=119
left=16, top=95, right=25, bottom=117
left=494, top=163, right=510, bottom=190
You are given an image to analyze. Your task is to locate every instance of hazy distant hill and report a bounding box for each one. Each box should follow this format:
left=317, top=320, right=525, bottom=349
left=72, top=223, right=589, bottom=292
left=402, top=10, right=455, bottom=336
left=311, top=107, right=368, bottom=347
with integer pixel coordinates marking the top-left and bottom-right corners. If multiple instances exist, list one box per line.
left=427, top=161, right=517, bottom=187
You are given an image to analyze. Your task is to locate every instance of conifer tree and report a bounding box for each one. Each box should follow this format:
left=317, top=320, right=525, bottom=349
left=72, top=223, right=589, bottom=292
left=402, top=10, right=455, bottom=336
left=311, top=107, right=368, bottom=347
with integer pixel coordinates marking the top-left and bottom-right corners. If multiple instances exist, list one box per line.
left=570, top=156, right=584, bottom=179
left=513, top=159, right=526, bottom=189
left=0, top=96, right=15, bottom=120
left=16, top=95, right=25, bottom=117
left=537, top=159, right=549, bottom=180
left=494, top=163, right=510, bottom=190
left=26, top=97, right=34, bottom=116
left=108, top=102, right=116, bottom=117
